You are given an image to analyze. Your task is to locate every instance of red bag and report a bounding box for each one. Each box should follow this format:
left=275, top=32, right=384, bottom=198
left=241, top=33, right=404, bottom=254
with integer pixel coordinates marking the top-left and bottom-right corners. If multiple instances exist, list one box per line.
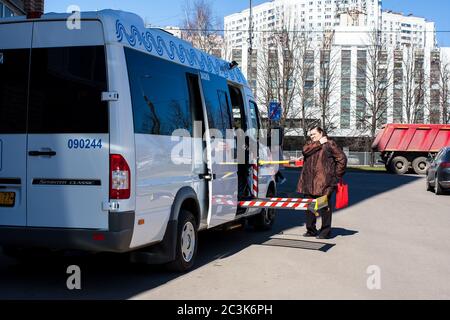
left=335, top=178, right=349, bottom=210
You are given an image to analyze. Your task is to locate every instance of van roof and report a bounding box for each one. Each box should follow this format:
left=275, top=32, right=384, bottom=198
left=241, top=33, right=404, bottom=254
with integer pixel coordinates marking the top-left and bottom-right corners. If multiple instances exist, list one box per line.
left=0, top=9, right=247, bottom=86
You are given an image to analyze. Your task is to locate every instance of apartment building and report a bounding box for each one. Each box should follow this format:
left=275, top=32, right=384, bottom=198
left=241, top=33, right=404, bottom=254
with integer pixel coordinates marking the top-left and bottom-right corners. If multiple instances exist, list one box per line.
left=224, top=0, right=449, bottom=139
left=382, top=10, right=435, bottom=49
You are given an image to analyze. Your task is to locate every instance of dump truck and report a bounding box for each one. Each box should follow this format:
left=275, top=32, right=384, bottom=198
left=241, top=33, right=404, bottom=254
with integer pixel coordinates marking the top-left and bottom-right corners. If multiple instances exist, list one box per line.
left=372, top=124, right=450, bottom=175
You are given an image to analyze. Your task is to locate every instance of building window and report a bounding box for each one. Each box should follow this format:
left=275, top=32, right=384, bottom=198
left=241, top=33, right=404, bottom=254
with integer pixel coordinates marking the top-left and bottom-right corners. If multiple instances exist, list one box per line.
left=1, top=2, right=15, bottom=18
left=393, top=50, right=403, bottom=123
left=356, top=50, right=367, bottom=130
left=341, top=50, right=351, bottom=129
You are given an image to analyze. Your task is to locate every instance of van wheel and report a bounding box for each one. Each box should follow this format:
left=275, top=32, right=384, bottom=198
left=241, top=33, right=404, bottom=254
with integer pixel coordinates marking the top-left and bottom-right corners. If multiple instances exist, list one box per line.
left=390, top=156, right=409, bottom=175
left=250, top=188, right=276, bottom=231
left=166, top=210, right=198, bottom=272
left=435, top=176, right=444, bottom=195
left=412, top=157, right=428, bottom=175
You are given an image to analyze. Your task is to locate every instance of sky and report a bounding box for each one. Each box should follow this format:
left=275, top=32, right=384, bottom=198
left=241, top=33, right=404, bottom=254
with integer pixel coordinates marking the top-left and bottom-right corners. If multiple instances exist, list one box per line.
left=44, top=0, right=450, bottom=46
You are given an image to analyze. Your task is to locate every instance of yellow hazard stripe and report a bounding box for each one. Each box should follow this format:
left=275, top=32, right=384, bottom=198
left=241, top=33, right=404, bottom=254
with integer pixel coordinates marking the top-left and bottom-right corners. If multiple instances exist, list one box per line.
left=314, top=195, right=328, bottom=211
left=258, top=160, right=291, bottom=165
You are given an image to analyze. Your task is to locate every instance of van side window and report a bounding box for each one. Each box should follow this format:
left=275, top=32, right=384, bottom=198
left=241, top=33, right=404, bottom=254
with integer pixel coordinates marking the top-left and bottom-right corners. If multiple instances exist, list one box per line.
left=248, top=101, right=260, bottom=138
left=227, top=85, right=246, bottom=131
left=125, top=47, right=192, bottom=136
left=28, top=46, right=108, bottom=134
left=201, top=74, right=232, bottom=137
left=217, top=90, right=232, bottom=129
left=0, top=49, right=29, bottom=134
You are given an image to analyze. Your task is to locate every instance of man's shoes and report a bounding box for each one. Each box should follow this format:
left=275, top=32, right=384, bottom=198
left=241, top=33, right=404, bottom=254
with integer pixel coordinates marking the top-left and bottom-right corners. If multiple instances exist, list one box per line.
left=316, top=233, right=330, bottom=240
left=303, top=231, right=318, bottom=237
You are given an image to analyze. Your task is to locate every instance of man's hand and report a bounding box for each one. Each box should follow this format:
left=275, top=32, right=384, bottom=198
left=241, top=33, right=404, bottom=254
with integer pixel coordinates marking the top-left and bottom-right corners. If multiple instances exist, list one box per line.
left=319, top=137, right=328, bottom=145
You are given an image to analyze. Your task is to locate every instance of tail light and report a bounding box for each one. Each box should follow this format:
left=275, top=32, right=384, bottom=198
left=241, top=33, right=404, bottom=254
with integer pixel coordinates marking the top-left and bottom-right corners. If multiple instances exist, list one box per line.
left=440, top=162, right=450, bottom=169
left=110, top=154, right=131, bottom=199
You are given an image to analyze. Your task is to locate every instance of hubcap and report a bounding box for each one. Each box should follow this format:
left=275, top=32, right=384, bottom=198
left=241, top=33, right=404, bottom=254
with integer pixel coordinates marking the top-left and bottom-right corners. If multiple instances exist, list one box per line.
left=419, top=162, right=426, bottom=170
left=181, top=222, right=195, bottom=262
left=396, top=161, right=404, bottom=169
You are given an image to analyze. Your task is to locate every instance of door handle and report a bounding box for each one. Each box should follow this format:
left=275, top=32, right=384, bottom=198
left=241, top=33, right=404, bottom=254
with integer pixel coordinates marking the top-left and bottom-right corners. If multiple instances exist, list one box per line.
left=199, top=173, right=216, bottom=181
left=29, top=150, right=57, bottom=157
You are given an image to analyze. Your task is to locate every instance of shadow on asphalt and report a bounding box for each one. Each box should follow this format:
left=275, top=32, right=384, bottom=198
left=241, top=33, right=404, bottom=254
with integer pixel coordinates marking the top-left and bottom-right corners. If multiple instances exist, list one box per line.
left=0, top=209, right=309, bottom=299
left=0, top=170, right=422, bottom=299
left=278, top=168, right=423, bottom=209
left=327, top=228, right=359, bottom=239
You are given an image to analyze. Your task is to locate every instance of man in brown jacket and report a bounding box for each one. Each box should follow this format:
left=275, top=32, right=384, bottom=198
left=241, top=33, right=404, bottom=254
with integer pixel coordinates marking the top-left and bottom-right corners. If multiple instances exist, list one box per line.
left=297, top=127, right=347, bottom=239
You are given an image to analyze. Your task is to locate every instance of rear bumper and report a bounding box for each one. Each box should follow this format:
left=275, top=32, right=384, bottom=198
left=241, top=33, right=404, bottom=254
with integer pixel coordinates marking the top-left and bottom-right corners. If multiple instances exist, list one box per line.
left=0, top=211, right=135, bottom=253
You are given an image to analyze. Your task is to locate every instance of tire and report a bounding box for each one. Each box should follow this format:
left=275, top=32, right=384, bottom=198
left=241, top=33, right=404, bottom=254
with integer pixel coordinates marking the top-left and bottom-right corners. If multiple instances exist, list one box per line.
left=390, top=156, right=409, bottom=175
left=412, top=157, right=429, bottom=175
left=166, top=210, right=198, bottom=272
left=435, top=176, right=444, bottom=195
left=426, top=177, right=433, bottom=192
left=250, top=188, right=276, bottom=231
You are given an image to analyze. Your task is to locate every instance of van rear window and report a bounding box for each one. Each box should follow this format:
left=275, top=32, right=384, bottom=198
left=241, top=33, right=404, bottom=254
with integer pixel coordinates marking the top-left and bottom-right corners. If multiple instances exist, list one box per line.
left=28, top=46, right=108, bottom=134
left=0, top=49, right=30, bottom=134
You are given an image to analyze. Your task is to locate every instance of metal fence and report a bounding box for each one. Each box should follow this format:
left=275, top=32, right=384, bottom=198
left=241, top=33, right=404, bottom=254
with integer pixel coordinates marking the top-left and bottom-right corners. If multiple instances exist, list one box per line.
left=283, top=151, right=383, bottom=166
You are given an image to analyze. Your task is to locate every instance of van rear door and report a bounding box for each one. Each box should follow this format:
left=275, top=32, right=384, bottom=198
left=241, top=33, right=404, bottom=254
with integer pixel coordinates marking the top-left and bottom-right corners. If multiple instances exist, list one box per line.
left=0, top=22, right=32, bottom=226
left=26, top=21, right=110, bottom=229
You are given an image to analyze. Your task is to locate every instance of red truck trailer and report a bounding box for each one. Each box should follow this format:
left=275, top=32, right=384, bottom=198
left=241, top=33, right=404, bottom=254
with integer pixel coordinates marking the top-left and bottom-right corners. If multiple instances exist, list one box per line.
left=372, top=124, right=450, bottom=175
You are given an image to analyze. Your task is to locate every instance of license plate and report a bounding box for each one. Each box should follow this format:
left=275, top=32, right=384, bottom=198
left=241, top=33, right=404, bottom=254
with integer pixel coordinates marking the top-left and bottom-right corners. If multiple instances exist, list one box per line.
left=0, top=192, right=15, bottom=207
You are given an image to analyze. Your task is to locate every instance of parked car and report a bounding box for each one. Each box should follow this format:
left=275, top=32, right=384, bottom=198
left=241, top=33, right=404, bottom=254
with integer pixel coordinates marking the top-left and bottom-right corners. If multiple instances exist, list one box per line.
left=426, top=146, right=450, bottom=195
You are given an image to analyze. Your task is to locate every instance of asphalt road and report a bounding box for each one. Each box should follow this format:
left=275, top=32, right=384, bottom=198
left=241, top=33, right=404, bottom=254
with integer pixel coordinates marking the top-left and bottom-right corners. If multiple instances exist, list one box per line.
left=0, top=169, right=449, bottom=299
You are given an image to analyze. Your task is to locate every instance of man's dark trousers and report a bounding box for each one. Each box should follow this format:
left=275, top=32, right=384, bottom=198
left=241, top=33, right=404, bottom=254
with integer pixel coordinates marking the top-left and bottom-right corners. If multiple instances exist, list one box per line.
left=304, top=192, right=334, bottom=237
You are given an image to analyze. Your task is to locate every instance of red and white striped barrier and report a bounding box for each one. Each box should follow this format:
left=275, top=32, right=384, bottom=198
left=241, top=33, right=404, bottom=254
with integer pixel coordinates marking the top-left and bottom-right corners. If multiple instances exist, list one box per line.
left=239, top=199, right=311, bottom=210
left=266, top=198, right=313, bottom=203
left=239, top=195, right=328, bottom=214
left=251, top=163, right=258, bottom=197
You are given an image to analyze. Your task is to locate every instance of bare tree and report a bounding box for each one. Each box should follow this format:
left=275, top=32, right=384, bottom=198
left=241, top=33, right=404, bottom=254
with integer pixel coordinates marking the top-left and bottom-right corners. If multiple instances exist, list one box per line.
left=277, top=27, right=300, bottom=133
left=256, top=38, right=278, bottom=125
left=316, top=31, right=340, bottom=134
left=403, top=47, right=427, bottom=123
left=290, top=32, right=317, bottom=139
left=181, top=0, right=221, bottom=55
left=256, top=20, right=315, bottom=139
left=438, top=57, right=450, bottom=124
left=356, top=30, right=393, bottom=165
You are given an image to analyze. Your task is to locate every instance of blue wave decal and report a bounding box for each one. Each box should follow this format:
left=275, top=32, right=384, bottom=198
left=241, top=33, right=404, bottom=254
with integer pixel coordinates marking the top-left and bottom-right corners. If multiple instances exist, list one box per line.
left=141, top=32, right=153, bottom=53
left=185, top=48, right=197, bottom=67
left=115, top=20, right=244, bottom=84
